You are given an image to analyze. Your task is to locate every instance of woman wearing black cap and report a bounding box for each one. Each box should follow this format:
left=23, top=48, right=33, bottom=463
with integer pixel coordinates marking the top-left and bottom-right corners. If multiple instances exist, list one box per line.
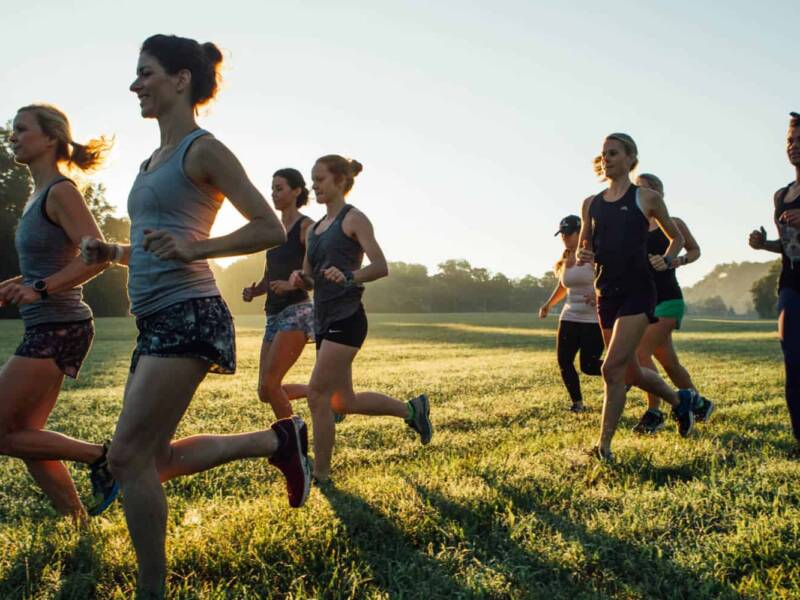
left=539, top=215, right=603, bottom=412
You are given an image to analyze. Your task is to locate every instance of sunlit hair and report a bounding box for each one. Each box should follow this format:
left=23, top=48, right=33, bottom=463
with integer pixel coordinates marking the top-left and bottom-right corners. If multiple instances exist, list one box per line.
left=273, top=167, right=309, bottom=207
left=315, top=155, right=363, bottom=195
left=637, top=173, right=664, bottom=196
left=593, top=133, right=638, bottom=179
left=554, top=248, right=572, bottom=275
left=16, top=104, right=112, bottom=173
left=141, top=34, right=223, bottom=109
left=791, top=112, right=799, bottom=128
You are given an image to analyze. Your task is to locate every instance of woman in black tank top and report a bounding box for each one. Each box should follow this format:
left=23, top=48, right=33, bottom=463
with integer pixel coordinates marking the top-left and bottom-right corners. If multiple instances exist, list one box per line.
left=242, top=168, right=314, bottom=420
left=577, top=134, right=698, bottom=461
left=748, top=112, right=800, bottom=459
left=289, top=155, right=433, bottom=484
left=632, top=174, right=715, bottom=435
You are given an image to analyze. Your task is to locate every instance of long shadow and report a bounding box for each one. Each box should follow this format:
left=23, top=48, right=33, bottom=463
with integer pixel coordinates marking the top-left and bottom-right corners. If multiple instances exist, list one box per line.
left=0, top=528, right=102, bottom=599
left=318, top=484, right=483, bottom=599
left=477, top=470, right=747, bottom=600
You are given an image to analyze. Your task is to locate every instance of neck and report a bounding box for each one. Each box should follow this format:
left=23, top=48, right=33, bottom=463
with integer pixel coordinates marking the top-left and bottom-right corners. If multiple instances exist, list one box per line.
left=280, top=205, right=300, bottom=227
left=156, top=107, right=198, bottom=146
left=795, top=164, right=800, bottom=184
left=326, top=197, right=346, bottom=219
left=28, top=157, right=61, bottom=193
left=607, top=176, right=632, bottom=196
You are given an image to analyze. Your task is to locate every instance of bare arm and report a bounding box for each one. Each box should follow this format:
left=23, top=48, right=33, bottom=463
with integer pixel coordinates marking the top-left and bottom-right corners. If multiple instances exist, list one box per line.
left=576, top=195, right=595, bottom=264
left=672, top=217, right=700, bottom=267
left=749, top=189, right=787, bottom=254
left=289, top=225, right=315, bottom=291
left=344, top=209, right=388, bottom=284
left=642, top=189, right=684, bottom=268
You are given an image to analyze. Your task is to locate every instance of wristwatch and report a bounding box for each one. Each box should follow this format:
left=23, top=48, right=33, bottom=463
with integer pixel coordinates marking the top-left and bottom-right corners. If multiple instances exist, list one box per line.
left=33, top=279, right=49, bottom=299
left=662, top=255, right=674, bottom=270
left=343, top=270, right=355, bottom=287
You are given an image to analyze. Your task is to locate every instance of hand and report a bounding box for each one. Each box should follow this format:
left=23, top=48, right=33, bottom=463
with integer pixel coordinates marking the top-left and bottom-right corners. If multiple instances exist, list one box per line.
left=2, top=283, right=41, bottom=306
left=323, top=266, right=347, bottom=285
left=648, top=253, right=669, bottom=272
left=289, top=270, right=309, bottom=290
left=269, top=280, right=296, bottom=295
left=242, top=281, right=258, bottom=302
left=80, top=236, right=114, bottom=265
left=538, top=304, right=549, bottom=319
left=780, top=209, right=800, bottom=228
left=143, top=229, right=197, bottom=263
left=576, top=240, right=594, bottom=265
left=583, top=293, right=597, bottom=307
left=748, top=226, right=767, bottom=250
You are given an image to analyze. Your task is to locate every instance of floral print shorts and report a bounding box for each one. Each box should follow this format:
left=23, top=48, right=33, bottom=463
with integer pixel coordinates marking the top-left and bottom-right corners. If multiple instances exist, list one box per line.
left=15, top=319, right=94, bottom=379
left=265, top=302, right=315, bottom=343
left=131, top=296, right=236, bottom=374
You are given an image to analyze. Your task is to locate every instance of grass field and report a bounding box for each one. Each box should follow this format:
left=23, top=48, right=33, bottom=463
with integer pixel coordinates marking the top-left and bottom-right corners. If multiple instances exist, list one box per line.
left=0, top=313, right=798, bottom=599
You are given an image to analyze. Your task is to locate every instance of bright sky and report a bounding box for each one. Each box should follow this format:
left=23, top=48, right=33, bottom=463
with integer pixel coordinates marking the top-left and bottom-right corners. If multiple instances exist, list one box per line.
left=3, top=0, right=796, bottom=285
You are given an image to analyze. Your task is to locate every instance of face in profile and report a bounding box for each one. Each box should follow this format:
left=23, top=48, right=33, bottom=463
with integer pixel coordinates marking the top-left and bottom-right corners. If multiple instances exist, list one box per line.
left=9, top=111, right=52, bottom=166
left=311, top=162, right=343, bottom=204
left=560, top=231, right=579, bottom=250
left=601, top=138, right=634, bottom=179
left=271, top=176, right=298, bottom=211
left=788, top=125, right=800, bottom=167
left=130, top=52, right=185, bottom=118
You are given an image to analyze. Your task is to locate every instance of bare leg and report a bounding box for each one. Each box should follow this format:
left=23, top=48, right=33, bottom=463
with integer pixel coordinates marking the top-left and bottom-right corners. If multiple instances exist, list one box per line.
left=257, top=331, right=309, bottom=419
left=283, top=384, right=309, bottom=400
left=636, top=318, right=678, bottom=411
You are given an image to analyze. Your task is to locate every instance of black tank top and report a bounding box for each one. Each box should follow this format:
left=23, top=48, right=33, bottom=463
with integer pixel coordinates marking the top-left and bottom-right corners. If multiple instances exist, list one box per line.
left=647, top=227, right=682, bottom=302
left=265, top=216, right=311, bottom=315
left=775, top=182, right=800, bottom=293
left=307, top=204, right=365, bottom=333
left=589, top=184, right=654, bottom=296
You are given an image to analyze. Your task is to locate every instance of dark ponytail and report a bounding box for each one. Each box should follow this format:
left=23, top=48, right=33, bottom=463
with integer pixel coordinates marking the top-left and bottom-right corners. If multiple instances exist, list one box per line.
left=273, top=168, right=309, bottom=207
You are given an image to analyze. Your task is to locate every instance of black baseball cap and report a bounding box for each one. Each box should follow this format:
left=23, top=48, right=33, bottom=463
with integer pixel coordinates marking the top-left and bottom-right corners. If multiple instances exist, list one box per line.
left=791, top=112, right=800, bottom=126
left=555, top=215, right=581, bottom=236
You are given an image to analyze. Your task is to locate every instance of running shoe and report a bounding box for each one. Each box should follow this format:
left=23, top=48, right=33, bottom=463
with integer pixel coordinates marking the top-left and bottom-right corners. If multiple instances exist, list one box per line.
left=632, top=409, right=665, bottom=435
left=672, top=389, right=696, bottom=437
left=693, top=396, right=715, bottom=423
left=406, top=394, right=433, bottom=445
left=569, top=402, right=586, bottom=413
left=88, top=443, right=120, bottom=517
left=586, top=444, right=614, bottom=463
left=268, top=416, right=312, bottom=508
left=333, top=410, right=346, bottom=424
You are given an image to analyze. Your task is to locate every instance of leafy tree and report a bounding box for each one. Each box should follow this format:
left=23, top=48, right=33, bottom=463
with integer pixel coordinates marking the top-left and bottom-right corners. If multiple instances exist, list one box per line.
left=750, top=260, right=781, bottom=319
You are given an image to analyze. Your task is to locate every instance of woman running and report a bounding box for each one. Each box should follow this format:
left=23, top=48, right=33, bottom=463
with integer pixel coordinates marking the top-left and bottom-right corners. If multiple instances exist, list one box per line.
left=748, top=112, right=800, bottom=459
left=289, top=155, right=432, bottom=484
left=81, top=35, right=311, bottom=597
left=243, top=168, right=314, bottom=419
left=632, top=173, right=714, bottom=434
left=577, top=133, right=697, bottom=461
left=0, top=104, right=118, bottom=522
left=539, top=214, right=603, bottom=413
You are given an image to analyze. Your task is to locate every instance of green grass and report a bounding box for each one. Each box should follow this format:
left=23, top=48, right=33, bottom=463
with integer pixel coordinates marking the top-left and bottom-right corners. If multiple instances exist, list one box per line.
left=0, top=313, right=798, bottom=599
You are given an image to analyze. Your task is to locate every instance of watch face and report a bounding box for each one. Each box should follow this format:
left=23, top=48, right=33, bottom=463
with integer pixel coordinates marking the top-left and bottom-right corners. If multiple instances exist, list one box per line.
left=34, top=280, right=46, bottom=292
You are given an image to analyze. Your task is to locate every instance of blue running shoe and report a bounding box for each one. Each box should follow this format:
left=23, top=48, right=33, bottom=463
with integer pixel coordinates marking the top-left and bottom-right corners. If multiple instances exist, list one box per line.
left=88, top=443, right=119, bottom=517
left=633, top=409, right=665, bottom=435
left=693, top=396, right=715, bottom=423
left=406, top=394, right=433, bottom=445
left=672, top=389, right=696, bottom=437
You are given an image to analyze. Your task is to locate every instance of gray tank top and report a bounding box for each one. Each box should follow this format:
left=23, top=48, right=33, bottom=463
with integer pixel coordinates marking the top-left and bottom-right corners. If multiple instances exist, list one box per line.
left=14, top=176, right=93, bottom=327
left=307, top=204, right=364, bottom=333
left=127, top=129, right=221, bottom=317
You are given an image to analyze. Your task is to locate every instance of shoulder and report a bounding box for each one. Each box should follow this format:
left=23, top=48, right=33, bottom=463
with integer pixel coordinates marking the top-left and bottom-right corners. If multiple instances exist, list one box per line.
left=774, top=185, right=791, bottom=204
left=185, top=133, right=228, bottom=163
left=671, top=216, right=687, bottom=228
left=343, top=206, right=370, bottom=226
left=47, top=179, right=85, bottom=209
left=638, top=187, right=663, bottom=204
left=582, top=194, right=596, bottom=211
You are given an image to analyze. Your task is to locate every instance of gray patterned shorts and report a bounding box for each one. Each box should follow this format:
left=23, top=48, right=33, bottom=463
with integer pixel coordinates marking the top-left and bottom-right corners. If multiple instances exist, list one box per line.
left=131, top=296, right=236, bottom=374
left=265, top=302, right=315, bottom=343
left=15, top=319, right=94, bottom=379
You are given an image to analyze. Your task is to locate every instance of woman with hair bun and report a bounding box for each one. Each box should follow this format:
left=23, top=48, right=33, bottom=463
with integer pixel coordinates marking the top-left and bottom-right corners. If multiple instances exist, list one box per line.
left=243, top=168, right=314, bottom=419
left=81, top=34, right=310, bottom=598
left=0, top=103, right=118, bottom=521
left=289, top=154, right=433, bottom=484
left=577, top=133, right=697, bottom=461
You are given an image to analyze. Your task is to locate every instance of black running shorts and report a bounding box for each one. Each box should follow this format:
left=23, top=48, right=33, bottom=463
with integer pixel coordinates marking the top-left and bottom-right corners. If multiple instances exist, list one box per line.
left=315, top=304, right=368, bottom=350
left=597, top=285, right=657, bottom=330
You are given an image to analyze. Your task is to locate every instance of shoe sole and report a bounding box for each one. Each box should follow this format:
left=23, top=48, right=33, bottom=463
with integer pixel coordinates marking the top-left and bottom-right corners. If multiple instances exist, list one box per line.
left=289, top=416, right=312, bottom=508
left=415, top=394, right=433, bottom=445
left=88, top=480, right=120, bottom=517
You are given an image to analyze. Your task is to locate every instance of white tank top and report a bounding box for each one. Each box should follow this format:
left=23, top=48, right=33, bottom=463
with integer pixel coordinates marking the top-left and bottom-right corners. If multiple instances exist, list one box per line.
left=559, top=262, right=598, bottom=323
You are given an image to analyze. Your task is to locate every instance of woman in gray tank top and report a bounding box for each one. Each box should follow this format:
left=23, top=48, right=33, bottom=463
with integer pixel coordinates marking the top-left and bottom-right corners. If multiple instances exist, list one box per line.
left=0, top=104, right=118, bottom=522
left=242, top=168, right=314, bottom=419
left=80, top=34, right=311, bottom=598
left=289, top=154, right=433, bottom=485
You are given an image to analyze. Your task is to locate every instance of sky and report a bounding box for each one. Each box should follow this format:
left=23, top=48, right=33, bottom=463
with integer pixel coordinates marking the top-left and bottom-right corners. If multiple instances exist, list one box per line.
left=3, top=0, right=797, bottom=286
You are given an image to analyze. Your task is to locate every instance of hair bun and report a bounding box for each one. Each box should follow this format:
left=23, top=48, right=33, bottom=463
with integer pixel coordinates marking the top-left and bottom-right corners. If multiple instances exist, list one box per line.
left=350, top=159, right=363, bottom=177
left=202, top=41, right=223, bottom=66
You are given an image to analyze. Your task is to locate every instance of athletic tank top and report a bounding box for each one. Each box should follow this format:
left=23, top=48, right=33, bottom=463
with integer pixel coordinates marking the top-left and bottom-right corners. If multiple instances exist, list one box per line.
left=14, top=176, right=93, bottom=327
left=775, top=182, right=800, bottom=293
left=589, top=184, right=654, bottom=297
left=647, top=226, right=683, bottom=302
left=307, top=204, right=364, bottom=334
left=127, top=129, right=221, bottom=317
left=265, top=216, right=311, bottom=315
left=559, top=262, right=598, bottom=323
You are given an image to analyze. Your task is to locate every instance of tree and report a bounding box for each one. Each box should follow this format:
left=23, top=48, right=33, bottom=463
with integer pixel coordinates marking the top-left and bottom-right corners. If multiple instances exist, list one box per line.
left=750, top=260, right=781, bottom=319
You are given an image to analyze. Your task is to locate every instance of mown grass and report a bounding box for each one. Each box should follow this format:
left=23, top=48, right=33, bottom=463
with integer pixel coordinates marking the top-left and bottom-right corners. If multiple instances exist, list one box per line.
left=0, top=313, right=798, bottom=599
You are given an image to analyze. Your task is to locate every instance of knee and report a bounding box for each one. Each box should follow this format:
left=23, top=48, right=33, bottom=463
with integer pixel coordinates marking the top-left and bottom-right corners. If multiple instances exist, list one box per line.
left=107, top=439, right=148, bottom=480
left=580, top=357, right=602, bottom=376
left=258, top=376, right=283, bottom=403
left=601, top=360, right=626, bottom=385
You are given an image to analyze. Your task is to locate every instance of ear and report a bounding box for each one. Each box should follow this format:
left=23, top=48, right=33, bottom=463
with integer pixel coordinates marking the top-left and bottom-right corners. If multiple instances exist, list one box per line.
left=176, top=68, right=192, bottom=94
